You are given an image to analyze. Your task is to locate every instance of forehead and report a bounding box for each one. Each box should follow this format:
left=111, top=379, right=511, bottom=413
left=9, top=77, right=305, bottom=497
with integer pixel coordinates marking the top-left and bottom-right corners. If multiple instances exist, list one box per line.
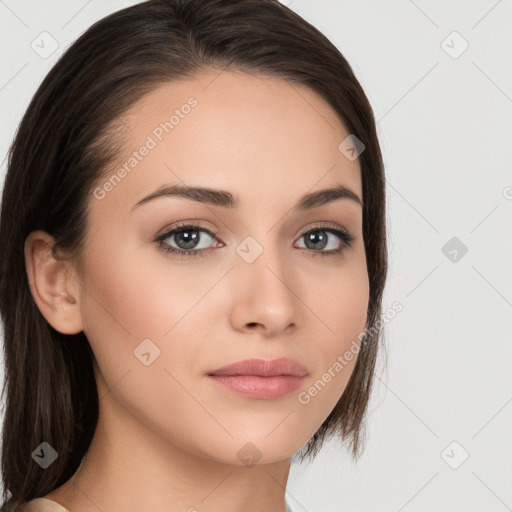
left=91, top=70, right=362, bottom=217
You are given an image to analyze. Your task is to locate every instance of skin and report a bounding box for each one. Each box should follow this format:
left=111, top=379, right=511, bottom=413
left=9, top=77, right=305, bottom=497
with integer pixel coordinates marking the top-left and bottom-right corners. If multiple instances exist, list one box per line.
left=24, top=70, right=369, bottom=512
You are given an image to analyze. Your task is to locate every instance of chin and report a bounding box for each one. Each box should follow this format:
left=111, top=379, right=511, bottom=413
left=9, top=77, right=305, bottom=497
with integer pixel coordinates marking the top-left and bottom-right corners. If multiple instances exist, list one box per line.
left=199, top=434, right=308, bottom=467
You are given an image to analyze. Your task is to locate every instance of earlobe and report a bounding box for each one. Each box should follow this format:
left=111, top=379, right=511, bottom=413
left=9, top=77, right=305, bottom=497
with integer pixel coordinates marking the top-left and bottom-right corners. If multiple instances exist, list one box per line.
left=24, top=230, right=84, bottom=335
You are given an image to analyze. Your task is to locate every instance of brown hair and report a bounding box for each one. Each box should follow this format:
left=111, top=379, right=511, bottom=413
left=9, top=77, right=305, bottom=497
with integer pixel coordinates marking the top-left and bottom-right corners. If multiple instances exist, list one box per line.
left=0, top=0, right=388, bottom=509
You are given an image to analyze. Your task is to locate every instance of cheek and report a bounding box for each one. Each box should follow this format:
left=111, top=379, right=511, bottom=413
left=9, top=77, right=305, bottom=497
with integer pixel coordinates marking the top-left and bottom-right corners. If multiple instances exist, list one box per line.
left=309, top=252, right=369, bottom=348
left=81, top=234, right=194, bottom=335
left=78, top=241, right=215, bottom=441
left=302, top=255, right=369, bottom=400
left=79, top=237, right=216, bottom=381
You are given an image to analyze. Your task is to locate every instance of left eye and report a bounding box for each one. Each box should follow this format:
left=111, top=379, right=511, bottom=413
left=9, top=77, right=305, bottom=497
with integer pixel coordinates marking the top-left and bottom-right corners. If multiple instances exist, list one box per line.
left=296, top=228, right=349, bottom=252
left=155, top=223, right=354, bottom=258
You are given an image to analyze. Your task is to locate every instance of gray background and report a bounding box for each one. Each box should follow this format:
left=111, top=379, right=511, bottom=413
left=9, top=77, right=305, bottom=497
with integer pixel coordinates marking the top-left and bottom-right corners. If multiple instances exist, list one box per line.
left=1, top=1, right=511, bottom=511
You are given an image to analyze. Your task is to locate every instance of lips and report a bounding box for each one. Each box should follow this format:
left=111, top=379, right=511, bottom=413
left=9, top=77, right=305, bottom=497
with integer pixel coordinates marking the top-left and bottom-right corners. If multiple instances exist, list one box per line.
left=206, top=358, right=309, bottom=399
left=207, top=357, right=308, bottom=377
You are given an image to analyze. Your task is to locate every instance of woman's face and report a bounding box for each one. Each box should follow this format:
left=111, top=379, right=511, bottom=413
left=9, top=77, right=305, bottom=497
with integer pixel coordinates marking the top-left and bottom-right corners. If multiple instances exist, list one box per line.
left=75, top=70, right=369, bottom=464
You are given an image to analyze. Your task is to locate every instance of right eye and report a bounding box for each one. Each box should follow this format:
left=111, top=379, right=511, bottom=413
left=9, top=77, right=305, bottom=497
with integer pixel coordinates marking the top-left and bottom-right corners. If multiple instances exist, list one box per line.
left=155, top=223, right=222, bottom=258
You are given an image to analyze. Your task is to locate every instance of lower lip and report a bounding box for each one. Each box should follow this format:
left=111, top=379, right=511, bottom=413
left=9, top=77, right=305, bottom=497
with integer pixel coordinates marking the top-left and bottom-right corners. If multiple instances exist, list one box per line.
left=207, top=374, right=306, bottom=399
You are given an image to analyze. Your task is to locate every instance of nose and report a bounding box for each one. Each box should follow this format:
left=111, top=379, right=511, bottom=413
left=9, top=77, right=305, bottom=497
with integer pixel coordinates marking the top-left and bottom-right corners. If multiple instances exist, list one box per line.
left=228, top=246, right=300, bottom=337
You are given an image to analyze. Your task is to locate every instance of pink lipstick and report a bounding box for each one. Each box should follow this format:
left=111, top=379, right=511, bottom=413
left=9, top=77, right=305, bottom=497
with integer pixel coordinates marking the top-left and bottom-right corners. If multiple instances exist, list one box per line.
left=207, top=357, right=308, bottom=400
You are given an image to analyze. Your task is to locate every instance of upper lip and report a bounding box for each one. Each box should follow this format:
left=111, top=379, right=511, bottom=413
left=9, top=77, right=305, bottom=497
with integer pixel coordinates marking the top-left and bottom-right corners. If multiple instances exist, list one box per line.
left=207, top=357, right=308, bottom=377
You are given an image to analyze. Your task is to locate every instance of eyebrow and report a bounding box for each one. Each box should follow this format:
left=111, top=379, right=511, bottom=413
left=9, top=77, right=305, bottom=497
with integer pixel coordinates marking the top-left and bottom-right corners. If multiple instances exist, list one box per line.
left=130, top=182, right=363, bottom=213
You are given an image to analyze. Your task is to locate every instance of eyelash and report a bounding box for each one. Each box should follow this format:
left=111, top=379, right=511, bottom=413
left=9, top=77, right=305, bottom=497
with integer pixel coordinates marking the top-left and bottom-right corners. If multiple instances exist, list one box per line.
left=154, top=221, right=355, bottom=259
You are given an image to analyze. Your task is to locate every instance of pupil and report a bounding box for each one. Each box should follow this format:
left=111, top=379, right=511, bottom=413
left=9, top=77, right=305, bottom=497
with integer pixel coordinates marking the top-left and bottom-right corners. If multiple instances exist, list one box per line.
left=176, top=229, right=199, bottom=249
left=306, top=231, right=327, bottom=250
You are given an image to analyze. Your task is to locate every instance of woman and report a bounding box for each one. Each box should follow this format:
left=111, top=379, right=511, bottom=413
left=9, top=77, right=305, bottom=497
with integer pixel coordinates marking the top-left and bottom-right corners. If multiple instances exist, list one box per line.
left=0, top=0, right=388, bottom=510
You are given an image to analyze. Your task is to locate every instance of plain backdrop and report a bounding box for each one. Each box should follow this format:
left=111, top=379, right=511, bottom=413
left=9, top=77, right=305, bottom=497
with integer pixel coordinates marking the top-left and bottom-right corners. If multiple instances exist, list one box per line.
left=1, top=1, right=512, bottom=511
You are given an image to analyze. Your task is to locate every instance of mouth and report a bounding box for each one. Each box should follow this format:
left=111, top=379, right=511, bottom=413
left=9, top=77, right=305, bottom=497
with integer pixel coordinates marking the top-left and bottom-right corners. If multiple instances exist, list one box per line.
left=206, top=357, right=308, bottom=400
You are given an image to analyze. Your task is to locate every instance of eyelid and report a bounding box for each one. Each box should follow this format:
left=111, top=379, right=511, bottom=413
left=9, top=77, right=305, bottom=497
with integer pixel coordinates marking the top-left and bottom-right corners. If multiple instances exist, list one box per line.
left=155, top=220, right=219, bottom=239
left=301, top=221, right=352, bottom=237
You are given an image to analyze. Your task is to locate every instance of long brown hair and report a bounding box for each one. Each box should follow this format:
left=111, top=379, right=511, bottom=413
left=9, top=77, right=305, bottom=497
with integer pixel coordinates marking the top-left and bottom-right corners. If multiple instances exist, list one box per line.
left=0, top=0, right=388, bottom=509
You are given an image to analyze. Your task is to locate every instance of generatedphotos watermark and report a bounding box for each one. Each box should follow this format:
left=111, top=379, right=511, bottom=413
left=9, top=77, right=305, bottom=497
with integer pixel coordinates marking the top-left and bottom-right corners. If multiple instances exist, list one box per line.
left=297, top=301, right=403, bottom=405
left=93, top=96, right=198, bottom=200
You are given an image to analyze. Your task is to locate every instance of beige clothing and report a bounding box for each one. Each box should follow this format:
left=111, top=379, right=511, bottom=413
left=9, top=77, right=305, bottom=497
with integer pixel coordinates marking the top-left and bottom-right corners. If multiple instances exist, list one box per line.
left=17, top=498, right=69, bottom=512
left=19, top=496, right=295, bottom=511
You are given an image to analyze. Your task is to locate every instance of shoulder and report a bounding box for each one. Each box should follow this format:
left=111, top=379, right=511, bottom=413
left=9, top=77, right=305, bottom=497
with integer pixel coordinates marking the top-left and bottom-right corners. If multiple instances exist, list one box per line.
left=16, top=498, right=70, bottom=512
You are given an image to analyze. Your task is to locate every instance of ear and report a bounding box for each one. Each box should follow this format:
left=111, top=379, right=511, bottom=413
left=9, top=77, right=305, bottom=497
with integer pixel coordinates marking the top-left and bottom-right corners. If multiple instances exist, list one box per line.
left=24, top=230, right=84, bottom=335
